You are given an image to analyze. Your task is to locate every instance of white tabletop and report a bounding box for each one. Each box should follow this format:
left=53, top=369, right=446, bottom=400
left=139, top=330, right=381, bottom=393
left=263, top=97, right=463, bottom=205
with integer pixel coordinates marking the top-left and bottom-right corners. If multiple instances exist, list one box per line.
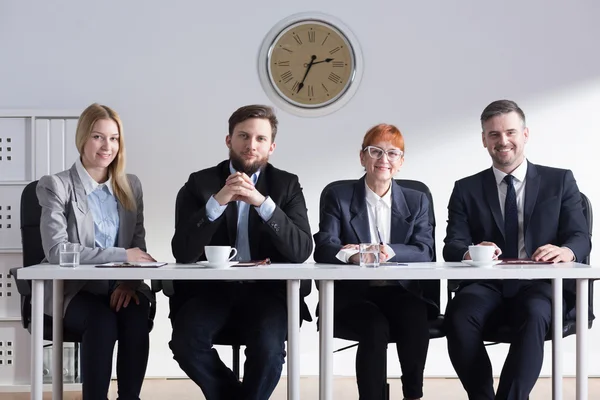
left=16, top=261, right=600, bottom=280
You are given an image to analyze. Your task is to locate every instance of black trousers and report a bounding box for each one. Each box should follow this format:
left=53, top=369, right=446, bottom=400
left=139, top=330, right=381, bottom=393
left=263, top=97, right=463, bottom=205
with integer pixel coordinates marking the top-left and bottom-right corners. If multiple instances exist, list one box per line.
left=169, top=283, right=288, bottom=400
left=335, top=286, right=430, bottom=400
left=445, top=281, right=557, bottom=400
left=62, top=290, right=150, bottom=400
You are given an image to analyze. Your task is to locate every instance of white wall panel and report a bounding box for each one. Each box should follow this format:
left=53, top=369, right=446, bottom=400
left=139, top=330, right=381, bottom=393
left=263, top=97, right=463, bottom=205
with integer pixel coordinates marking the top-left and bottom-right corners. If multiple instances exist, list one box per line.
left=0, top=187, right=22, bottom=251
left=33, top=118, right=78, bottom=179
left=0, top=254, right=22, bottom=318
left=0, top=321, right=31, bottom=385
left=49, top=119, right=66, bottom=173
left=0, top=119, right=27, bottom=182
left=65, top=119, right=79, bottom=167
left=33, top=119, right=50, bottom=180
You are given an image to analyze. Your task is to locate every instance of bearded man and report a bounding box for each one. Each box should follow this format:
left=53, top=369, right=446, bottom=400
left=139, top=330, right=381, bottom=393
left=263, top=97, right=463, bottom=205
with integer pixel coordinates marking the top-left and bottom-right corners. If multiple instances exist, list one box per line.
left=169, top=104, right=313, bottom=400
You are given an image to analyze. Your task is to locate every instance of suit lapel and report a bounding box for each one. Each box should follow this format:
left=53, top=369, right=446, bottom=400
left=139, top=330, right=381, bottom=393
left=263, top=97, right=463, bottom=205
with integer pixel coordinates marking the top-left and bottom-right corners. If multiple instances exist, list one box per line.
left=69, top=165, right=95, bottom=247
left=349, top=177, right=372, bottom=243
left=523, top=161, right=540, bottom=241
left=390, top=181, right=412, bottom=244
left=483, top=168, right=505, bottom=238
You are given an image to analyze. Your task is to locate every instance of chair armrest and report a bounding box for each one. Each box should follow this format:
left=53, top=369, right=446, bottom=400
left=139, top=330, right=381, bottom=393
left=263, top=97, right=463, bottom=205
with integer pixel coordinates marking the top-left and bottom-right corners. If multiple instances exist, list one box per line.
left=10, top=267, right=31, bottom=296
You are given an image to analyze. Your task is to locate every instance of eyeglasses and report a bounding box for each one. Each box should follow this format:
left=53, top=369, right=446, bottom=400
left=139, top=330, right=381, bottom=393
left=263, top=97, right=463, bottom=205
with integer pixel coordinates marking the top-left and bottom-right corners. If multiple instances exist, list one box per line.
left=363, top=146, right=404, bottom=162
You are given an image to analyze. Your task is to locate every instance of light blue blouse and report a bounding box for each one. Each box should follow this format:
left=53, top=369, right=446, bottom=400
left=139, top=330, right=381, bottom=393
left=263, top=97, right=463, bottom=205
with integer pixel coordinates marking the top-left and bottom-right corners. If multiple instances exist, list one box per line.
left=75, top=159, right=120, bottom=295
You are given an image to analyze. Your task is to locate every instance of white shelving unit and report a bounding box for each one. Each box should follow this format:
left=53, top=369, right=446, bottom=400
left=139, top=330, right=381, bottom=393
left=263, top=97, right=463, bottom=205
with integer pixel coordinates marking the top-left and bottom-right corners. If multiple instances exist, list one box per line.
left=0, top=111, right=80, bottom=391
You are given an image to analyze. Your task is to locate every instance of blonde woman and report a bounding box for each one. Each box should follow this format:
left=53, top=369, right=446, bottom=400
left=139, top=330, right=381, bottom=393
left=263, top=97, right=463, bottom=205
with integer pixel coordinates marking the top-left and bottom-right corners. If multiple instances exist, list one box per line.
left=37, top=103, right=154, bottom=400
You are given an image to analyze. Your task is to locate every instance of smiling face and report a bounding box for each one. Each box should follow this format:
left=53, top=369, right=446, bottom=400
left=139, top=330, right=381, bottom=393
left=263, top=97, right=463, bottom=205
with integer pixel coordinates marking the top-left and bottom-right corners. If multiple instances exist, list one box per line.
left=482, top=111, right=529, bottom=173
left=81, top=118, right=120, bottom=174
left=360, top=141, right=404, bottom=184
left=226, top=117, right=276, bottom=175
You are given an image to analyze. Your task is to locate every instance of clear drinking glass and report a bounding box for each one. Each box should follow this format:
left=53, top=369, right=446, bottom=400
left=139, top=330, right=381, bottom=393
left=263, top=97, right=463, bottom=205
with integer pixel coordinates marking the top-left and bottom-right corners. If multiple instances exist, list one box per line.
left=59, top=243, right=80, bottom=267
left=359, top=243, right=380, bottom=268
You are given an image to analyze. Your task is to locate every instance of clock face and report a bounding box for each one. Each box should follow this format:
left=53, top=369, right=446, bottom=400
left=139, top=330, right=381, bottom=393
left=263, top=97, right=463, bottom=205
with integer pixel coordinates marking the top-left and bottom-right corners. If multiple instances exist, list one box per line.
left=267, top=21, right=356, bottom=109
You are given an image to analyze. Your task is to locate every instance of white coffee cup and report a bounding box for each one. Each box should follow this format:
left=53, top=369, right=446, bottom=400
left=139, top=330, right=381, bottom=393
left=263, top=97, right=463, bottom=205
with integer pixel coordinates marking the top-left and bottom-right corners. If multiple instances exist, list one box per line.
left=205, top=246, right=238, bottom=264
left=468, top=245, right=495, bottom=262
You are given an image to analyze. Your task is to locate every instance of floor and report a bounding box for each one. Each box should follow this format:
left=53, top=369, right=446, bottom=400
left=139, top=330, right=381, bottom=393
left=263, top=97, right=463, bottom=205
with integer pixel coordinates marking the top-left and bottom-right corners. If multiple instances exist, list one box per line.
left=2, top=377, right=598, bottom=399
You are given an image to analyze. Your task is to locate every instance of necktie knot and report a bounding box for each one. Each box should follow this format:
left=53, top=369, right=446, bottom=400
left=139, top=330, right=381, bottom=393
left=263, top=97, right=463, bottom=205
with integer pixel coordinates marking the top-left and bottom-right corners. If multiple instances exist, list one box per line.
left=503, top=174, right=514, bottom=186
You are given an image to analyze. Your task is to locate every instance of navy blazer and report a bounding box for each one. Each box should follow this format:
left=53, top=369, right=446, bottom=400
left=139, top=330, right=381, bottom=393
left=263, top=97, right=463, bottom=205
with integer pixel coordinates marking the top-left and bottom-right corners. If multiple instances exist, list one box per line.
left=314, top=177, right=435, bottom=314
left=443, top=161, right=591, bottom=310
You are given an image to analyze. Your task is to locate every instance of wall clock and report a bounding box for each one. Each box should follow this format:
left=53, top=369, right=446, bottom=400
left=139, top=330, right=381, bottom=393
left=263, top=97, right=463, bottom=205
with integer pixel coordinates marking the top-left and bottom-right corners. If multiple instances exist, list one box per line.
left=258, top=13, right=363, bottom=117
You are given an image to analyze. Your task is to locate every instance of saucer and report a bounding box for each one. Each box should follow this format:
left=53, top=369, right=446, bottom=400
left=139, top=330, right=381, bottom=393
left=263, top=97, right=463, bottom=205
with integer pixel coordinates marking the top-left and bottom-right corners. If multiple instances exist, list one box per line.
left=197, top=261, right=239, bottom=269
left=462, top=260, right=502, bottom=268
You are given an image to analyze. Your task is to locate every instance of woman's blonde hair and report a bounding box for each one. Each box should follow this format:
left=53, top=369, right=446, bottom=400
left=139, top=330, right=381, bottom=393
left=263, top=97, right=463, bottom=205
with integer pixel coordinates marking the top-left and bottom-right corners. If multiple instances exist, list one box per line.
left=75, top=103, right=136, bottom=211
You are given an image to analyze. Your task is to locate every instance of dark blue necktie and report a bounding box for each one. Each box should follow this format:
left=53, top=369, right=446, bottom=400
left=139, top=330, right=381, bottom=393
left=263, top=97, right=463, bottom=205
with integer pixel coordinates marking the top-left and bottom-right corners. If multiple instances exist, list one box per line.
left=503, top=174, right=520, bottom=296
left=503, top=174, right=519, bottom=259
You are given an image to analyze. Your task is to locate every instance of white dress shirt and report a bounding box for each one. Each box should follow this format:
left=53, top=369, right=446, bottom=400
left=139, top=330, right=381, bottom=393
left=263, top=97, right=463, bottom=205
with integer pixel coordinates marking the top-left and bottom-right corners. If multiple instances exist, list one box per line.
left=365, top=181, right=392, bottom=245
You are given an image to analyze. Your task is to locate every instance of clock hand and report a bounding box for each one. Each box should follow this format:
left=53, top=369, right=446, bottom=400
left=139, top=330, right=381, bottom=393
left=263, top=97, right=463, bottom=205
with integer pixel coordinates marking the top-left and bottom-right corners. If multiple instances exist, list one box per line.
left=310, top=58, right=334, bottom=65
left=297, top=55, right=317, bottom=93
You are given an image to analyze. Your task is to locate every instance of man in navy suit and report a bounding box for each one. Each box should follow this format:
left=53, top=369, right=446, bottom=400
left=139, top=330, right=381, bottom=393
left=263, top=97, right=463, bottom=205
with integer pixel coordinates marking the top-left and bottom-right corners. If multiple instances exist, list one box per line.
left=443, top=100, right=590, bottom=400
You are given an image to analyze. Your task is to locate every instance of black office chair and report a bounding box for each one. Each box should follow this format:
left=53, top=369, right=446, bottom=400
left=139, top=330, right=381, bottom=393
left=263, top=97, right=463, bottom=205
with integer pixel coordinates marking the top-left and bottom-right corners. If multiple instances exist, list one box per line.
left=318, top=179, right=444, bottom=400
left=11, top=180, right=157, bottom=381
left=446, top=192, right=595, bottom=344
left=153, top=185, right=312, bottom=380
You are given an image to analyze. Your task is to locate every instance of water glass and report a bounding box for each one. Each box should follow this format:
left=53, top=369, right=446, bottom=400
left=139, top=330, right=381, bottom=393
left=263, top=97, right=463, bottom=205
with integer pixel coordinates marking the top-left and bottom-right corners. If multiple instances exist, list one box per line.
left=359, top=243, right=380, bottom=268
left=59, top=243, right=80, bottom=267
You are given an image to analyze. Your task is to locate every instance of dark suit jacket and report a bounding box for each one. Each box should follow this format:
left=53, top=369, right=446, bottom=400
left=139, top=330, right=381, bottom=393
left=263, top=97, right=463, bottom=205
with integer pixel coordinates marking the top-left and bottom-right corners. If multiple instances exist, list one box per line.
left=313, top=177, right=435, bottom=314
left=171, top=160, right=313, bottom=320
left=443, top=161, right=591, bottom=310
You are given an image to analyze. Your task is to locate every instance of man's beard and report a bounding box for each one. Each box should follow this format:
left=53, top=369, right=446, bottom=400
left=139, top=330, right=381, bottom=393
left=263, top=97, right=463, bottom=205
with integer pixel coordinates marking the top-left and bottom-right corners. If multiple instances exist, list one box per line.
left=229, top=149, right=268, bottom=175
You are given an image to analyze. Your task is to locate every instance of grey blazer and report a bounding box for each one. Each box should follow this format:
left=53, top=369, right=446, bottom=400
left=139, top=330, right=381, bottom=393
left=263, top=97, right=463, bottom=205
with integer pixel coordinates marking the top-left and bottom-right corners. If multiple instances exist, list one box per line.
left=36, top=163, right=154, bottom=316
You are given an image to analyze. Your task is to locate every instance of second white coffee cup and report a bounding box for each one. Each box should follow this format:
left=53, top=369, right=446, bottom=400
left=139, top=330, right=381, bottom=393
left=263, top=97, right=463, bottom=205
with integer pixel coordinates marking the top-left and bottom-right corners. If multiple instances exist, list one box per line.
left=205, top=246, right=238, bottom=264
left=468, top=245, right=496, bottom=262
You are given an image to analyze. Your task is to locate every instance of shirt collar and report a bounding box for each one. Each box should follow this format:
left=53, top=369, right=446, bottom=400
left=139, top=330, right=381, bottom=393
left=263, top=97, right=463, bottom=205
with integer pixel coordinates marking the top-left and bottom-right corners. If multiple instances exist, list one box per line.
left=75, top=158, right=114, bottom=195
left=493, top=159, right=528, bottom=186
left=365, top=181, right=392, bottom=209
left=229, top=161, right=261, bottom=183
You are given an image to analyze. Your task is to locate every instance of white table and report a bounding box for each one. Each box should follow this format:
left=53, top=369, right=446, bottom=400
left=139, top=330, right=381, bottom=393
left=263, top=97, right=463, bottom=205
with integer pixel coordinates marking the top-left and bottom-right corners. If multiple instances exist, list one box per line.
left=314, top=261, right=600, bottom=400
left=18, top=263, right=308, bottom=400
left=18, top=262, right=600, bottom=400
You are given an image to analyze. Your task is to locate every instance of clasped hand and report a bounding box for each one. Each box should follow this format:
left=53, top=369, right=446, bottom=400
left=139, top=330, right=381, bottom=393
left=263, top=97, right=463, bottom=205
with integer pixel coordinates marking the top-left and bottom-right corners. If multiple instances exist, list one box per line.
left=214, top=172, right=265, bottom=207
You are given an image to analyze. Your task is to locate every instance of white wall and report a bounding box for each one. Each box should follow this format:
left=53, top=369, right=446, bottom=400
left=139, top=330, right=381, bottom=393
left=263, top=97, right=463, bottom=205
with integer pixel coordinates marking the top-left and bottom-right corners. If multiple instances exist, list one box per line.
left=1, top=0, right=600, bottom=379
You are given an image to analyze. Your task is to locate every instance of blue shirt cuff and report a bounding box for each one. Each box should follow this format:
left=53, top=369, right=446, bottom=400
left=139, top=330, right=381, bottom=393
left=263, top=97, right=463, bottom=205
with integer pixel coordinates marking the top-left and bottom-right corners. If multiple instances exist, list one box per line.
left=255, top=196, right=276, bottom=221
left=206, top=196, right=227, bottom=222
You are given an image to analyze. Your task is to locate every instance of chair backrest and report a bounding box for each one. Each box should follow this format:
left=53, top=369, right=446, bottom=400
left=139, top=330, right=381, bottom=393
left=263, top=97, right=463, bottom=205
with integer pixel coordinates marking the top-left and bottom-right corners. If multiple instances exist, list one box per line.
left=579, top=192, right=594, bottom=324
left=21, top=180, right=45, bottom=267
left=17, top=181, right=43, bottom=328
left=580, top=192, right=593, bottom=266
left=318, top=179, right=440, bottom=317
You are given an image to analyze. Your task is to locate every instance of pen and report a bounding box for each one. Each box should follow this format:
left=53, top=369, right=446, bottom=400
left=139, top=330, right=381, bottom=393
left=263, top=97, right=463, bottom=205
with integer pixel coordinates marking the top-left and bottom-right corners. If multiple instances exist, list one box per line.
left=376, top=229, right=384, bottom=245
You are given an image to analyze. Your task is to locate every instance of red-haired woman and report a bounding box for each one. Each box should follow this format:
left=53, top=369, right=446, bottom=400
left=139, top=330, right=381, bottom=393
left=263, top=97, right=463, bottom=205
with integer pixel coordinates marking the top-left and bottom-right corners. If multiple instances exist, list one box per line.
left=314, top=124, right=434, bottom=400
